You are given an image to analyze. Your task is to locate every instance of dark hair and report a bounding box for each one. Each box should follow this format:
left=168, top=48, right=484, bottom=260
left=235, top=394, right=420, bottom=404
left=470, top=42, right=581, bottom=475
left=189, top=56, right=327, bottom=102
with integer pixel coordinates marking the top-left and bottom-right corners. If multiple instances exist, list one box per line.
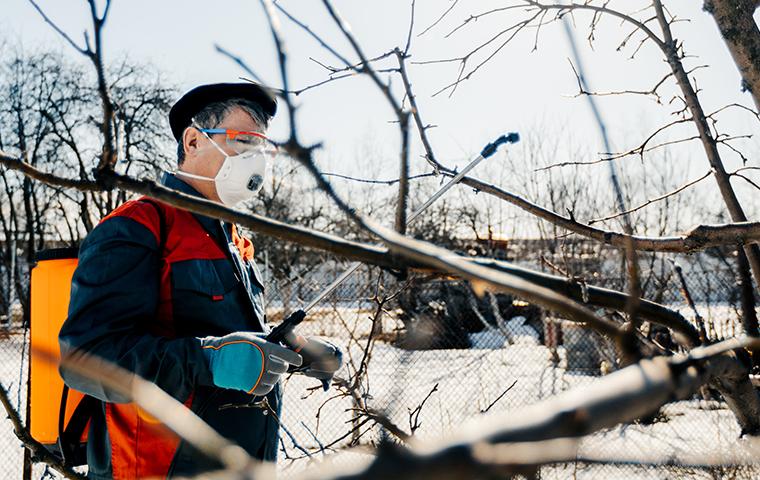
left=176, top=98, right=271, bottom=165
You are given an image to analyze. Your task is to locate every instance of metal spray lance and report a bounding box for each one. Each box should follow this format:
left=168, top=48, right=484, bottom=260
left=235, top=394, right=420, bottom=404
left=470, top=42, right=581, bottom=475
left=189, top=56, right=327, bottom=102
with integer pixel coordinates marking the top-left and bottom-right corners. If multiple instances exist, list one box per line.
left=266, top=133, right=520, bottom=389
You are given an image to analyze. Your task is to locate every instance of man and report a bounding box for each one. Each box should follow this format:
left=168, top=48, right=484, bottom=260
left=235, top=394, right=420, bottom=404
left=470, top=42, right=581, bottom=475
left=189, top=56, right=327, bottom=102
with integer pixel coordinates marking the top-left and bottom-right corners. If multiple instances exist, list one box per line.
left=59, top=83, right=342, bottom=479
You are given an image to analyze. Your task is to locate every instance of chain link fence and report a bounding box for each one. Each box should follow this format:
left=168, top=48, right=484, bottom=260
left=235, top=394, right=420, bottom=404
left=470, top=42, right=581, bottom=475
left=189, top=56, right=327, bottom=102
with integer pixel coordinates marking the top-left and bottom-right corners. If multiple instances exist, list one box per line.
left=0, top=326, right=30, bottom=479
left=1, top=250, right=759, bottom=478
left=271, top=253, right=760, bottom=479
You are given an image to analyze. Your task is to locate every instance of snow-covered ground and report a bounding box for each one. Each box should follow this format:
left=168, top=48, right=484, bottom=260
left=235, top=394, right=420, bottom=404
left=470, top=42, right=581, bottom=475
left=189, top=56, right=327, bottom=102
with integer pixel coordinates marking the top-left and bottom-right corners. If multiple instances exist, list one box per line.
left=2, top=301, right=759, bottom=479
left=276, top=337, right=760, bottom=479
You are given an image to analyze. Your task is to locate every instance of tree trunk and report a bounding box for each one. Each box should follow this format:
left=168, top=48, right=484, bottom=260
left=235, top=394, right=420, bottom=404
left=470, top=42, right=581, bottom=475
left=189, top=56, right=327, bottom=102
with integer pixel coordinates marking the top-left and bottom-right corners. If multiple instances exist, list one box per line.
left=654, top=1, right=760, bottom=295
left=707, top=352, right=760, bottom=435
left=704, top=0, right=760, bottom=110
left=737, top=249, right=759, bottom=337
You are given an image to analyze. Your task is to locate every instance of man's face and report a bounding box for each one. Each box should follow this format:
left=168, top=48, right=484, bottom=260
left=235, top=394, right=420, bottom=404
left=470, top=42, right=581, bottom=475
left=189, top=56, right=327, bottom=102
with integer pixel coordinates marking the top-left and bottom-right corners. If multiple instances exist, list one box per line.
left=179, top=106, right=262, bottom=203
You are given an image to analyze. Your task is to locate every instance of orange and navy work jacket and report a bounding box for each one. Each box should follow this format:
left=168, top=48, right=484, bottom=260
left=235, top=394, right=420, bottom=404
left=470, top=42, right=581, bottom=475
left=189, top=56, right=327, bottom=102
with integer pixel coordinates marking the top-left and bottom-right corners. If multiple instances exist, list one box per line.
left=59, top=173, right=280, bottom=479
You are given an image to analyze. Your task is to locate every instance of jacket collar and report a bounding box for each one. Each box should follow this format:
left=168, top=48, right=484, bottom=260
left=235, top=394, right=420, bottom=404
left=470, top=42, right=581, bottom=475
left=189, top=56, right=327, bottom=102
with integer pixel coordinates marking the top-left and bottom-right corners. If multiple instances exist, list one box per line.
left=160, top=171, right=225, bottom=241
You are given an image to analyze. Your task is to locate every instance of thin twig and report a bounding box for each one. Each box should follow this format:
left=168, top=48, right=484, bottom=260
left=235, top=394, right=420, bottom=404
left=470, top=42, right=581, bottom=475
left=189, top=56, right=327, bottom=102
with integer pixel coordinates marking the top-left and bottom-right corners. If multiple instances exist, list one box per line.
left=668, top=259, right=707, bottom=344
left=215, top=44, right=267, bottom=84
left=323, top=171, right=437, bottom=185
left=589, top=170, right=712, bottom=224
left=417, top=0, right=460, bottom=37
left=408, top=383, right=439, bottom=434
left=480, top=380, right=518, bottom=413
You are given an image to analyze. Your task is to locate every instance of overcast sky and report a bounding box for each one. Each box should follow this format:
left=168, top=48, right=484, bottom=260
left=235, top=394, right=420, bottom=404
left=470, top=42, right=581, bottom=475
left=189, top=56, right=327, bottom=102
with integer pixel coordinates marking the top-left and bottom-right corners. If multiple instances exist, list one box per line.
left=3, top=0, right=759, bottom=236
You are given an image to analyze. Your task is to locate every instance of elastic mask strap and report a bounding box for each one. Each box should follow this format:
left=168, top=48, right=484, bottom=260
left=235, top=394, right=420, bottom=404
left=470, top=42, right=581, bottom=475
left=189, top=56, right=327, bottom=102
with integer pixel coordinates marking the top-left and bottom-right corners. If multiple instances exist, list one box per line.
left=175, top=170, right=214, bottom=182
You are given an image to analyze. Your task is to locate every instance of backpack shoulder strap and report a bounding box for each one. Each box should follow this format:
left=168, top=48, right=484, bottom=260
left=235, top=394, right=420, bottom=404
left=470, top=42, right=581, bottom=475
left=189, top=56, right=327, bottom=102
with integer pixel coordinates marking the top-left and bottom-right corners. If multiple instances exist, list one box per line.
left=57, top=385, right=99, bottom=466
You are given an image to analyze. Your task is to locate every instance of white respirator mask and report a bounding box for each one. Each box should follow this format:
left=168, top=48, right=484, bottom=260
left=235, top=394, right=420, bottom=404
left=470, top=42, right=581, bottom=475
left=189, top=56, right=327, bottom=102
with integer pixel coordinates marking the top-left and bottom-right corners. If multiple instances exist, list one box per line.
left=176, top=121, right=277, bottom=207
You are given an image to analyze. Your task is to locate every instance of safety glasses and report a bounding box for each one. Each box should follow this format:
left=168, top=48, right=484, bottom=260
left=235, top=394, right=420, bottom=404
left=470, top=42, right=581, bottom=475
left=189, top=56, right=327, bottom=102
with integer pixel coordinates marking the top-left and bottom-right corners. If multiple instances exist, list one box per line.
left=198, top=128, right=279, bottom=157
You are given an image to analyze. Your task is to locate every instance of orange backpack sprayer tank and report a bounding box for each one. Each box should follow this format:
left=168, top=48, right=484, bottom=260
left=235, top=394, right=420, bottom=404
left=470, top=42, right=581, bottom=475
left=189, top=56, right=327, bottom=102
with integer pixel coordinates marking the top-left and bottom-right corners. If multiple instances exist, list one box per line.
left=30, top=248, right=90, bottom=465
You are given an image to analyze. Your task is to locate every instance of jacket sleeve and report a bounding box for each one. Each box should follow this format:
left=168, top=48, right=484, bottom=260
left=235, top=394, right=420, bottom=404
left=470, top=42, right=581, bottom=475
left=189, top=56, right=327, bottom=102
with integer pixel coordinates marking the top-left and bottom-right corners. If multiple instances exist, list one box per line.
left=59, top=204, right=213, bottom=403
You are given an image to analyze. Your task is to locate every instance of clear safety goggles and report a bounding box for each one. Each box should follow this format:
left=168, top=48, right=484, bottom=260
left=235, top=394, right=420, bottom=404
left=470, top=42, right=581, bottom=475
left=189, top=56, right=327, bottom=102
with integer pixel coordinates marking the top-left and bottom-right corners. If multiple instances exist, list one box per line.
left=197, top=127, right=279, bottom=157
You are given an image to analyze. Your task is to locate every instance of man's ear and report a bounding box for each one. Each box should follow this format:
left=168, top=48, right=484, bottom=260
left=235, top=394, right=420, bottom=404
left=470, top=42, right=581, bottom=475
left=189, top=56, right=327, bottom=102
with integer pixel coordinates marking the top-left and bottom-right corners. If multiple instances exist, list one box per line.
left=182, top=127, right=200, bottom=158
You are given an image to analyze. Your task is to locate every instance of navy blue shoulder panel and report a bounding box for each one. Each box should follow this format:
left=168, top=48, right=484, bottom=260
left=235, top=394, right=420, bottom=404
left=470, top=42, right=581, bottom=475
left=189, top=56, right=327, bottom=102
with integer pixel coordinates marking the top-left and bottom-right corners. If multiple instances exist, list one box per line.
left=60, top=215, right=212, bottom=403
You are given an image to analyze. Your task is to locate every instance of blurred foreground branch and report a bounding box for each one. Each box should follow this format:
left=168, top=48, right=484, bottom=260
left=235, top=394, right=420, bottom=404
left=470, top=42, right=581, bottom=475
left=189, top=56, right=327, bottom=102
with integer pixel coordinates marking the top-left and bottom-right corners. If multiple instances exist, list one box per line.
left=181, top=337, right=760, bottom=479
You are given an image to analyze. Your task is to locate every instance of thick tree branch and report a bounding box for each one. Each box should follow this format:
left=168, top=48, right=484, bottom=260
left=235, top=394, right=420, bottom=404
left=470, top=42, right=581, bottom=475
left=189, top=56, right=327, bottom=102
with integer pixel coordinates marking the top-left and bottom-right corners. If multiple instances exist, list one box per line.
left=366, top=221, right=628, bottom=342
left=452, top=172, right=760, bottom=253
left=0, top=152, right=101, bottom=191
left=0, top=147, right=749, bottom=346
left=477, top=258, right=701, bottom=347
left=737, top=249, right=760, bottom=337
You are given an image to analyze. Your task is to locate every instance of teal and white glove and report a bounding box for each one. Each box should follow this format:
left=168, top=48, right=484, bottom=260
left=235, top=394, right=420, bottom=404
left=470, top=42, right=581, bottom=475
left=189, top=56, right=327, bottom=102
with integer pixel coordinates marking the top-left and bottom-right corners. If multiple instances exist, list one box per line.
left=199, top=332, right=303, bottom=395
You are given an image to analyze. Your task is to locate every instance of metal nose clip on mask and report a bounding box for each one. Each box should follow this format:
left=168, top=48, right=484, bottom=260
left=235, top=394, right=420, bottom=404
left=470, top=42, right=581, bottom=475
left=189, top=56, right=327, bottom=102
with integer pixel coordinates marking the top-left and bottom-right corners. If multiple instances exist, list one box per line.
left=175, top=121, right=271, bottom=207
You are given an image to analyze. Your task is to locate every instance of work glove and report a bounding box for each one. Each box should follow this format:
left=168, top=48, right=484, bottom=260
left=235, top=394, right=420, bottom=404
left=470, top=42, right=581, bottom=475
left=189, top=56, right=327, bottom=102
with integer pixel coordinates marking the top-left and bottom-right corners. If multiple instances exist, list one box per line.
left=199, top=332, right=303, bottom=396
left=285, top=333, right=343, bottom=388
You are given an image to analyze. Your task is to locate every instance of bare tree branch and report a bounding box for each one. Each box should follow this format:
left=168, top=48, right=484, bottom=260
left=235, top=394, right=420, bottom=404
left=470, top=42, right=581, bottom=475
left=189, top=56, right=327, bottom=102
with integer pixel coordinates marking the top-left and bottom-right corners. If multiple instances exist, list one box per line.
left=0, top=152, right=101, bottom=191
left=214, top=45, right=267, bottom=85
left=0, top=384, right=85, bottom=479
left=26, top=0, right=90, bottom=56
left=568, top=60, right=678, bottom=104
left=403, top=0, right=416, bottom=55
left=589, top=170, right=712, bottom=224
left=480, top=380, right=517, bottom=413
left=0, top=144, right=753, bottom=349
left=418, top=0, right=460, bottom=37
left=478, top=258, right=700, bottom=347
left=322, top=171, right=437, bottom=185
left=669, top=259, right=708, bottom=344
left=396, top=50, right=446, bottom=174
left=536, top=117, right=693, bottom=170
left=737, top=249, right=760, bottom=337
left=319, top=1, right=412, bottom=233
left=366, top=221, right=627, bottom=341
left=28, top=0, right=118, bottom=174
left=448, top=171, right=760, bottom=254
left=652, top=0, right=760, bottom=293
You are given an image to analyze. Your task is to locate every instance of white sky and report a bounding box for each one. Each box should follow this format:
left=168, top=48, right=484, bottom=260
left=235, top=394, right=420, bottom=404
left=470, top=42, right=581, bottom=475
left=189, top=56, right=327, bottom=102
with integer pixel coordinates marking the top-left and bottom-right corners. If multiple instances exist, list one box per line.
left=3, top=0, right=760, bottom=236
